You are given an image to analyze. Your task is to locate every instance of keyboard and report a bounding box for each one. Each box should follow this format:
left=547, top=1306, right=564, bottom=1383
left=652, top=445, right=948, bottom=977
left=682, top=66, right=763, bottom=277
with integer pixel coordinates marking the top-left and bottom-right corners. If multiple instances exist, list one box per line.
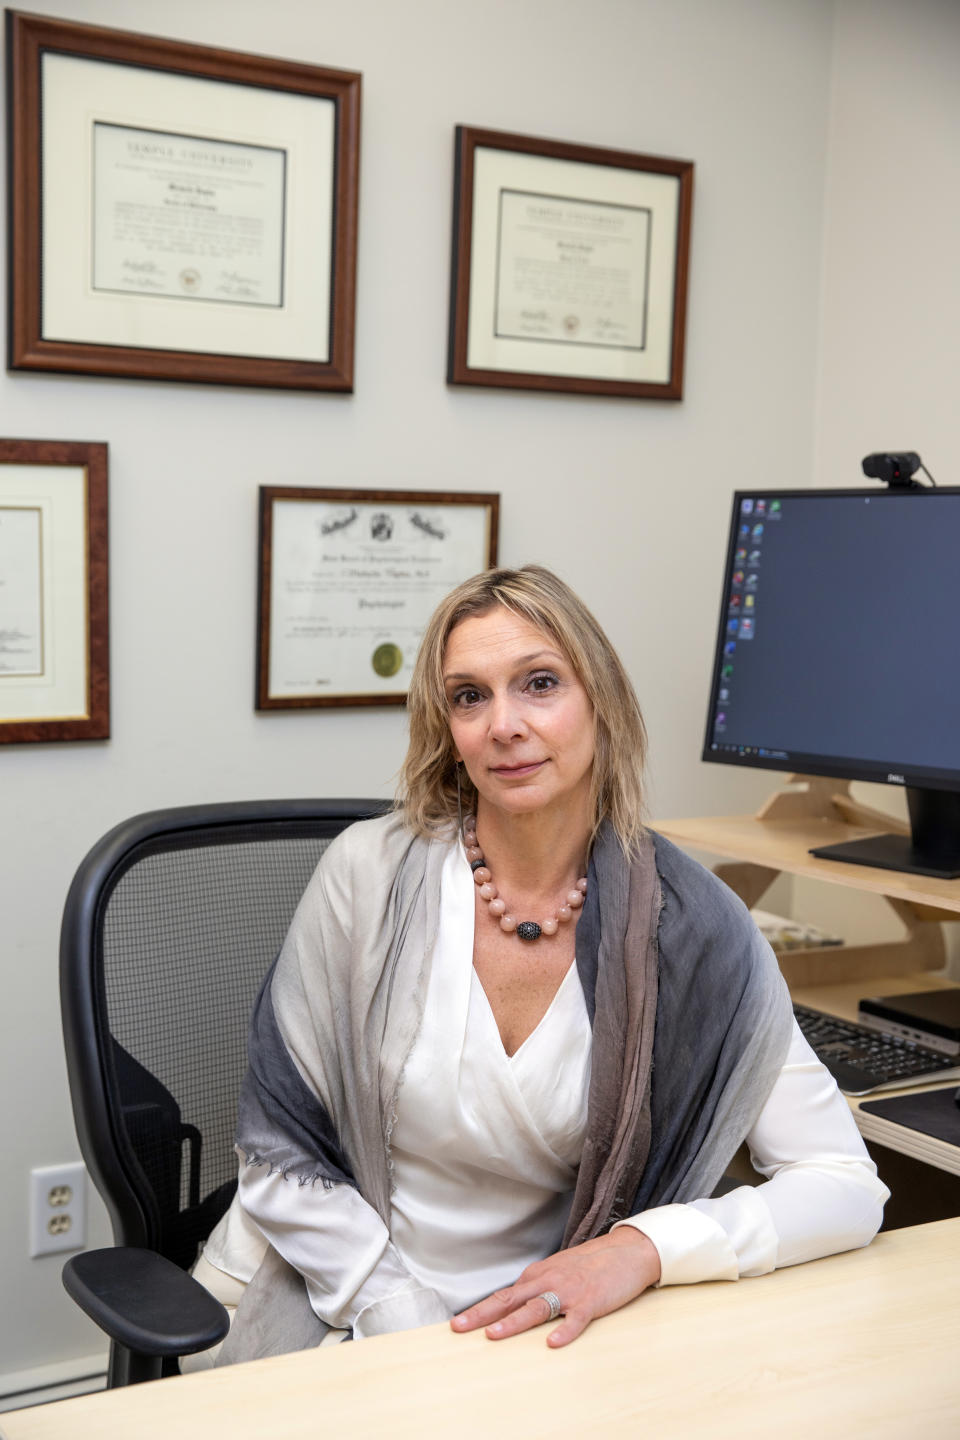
left=793, top=1003, right=960, bottom=1096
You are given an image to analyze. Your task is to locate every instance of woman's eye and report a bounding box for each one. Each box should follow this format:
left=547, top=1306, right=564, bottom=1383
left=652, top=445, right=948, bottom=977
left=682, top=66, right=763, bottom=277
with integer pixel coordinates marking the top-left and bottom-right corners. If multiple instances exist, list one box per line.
left=527, top=672, right=559, bottom=694
left=451, top=687, right=482, bottom=709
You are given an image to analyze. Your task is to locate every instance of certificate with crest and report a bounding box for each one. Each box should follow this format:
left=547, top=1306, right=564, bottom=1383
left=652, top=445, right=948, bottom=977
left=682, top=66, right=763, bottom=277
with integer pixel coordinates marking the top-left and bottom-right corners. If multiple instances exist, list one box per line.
left=256, top=489, right=499, bottom=708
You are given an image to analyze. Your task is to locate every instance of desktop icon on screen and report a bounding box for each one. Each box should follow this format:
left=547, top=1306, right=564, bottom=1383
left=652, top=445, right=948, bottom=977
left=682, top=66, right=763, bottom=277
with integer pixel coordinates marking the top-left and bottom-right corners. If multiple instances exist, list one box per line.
left=752, top=523, right=764, bottom=539
left=746, top=573, right=759, bottom=589
left=755, top=500, right=767, bottom=516
left=735, top=547, right=747, bottom=563
left=724, top=640, right=736, bottom=655
left=748, top=550, right=761, bottom=566
left=729, top=594, right=741, bottom=609
left=744, top=594, right=755, bottom=609
left=732, top=570, right=744, bottom=587
left=740, top=499, right=754, bottom=515
left=740, top=523, right=750, bottom=538
left=722, top=663, right=734, bottom=678
left=770, top=500, right=781, bottom=514
left=740, top=617, right=754, bottom=639
left=727, top=618, right=740, bottom=635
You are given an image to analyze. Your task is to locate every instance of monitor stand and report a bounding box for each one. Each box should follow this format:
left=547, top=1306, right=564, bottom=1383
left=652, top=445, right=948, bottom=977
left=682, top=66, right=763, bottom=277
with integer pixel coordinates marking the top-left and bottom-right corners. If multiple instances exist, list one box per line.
left=810, top=787, right=960, bottom=880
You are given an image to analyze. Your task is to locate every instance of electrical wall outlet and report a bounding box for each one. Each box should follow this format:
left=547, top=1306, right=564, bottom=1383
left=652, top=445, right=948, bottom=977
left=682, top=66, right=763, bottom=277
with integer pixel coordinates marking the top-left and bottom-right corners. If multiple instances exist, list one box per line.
left=29, top=1162, right=87, bottom=1257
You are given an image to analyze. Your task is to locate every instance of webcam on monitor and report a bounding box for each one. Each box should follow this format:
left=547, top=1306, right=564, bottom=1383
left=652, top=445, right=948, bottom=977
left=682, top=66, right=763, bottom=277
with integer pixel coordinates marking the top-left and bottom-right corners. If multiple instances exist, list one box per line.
left=861, top=451, right=922, bottom=487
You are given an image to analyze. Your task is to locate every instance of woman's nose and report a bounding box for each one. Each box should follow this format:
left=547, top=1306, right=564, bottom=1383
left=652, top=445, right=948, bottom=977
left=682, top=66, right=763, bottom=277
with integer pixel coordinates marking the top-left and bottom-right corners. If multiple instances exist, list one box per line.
left=488, top=691, right=526, bottom=741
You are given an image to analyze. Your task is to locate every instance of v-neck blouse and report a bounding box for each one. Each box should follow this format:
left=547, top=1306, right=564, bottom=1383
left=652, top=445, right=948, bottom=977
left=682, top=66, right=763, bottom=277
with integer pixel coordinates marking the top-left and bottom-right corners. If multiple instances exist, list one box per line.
left=386, top=840, right=592, bottom=1309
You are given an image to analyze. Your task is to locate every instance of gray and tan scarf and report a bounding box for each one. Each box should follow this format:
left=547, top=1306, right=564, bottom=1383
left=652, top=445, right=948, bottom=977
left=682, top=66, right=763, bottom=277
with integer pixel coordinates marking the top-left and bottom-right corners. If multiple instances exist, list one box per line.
left=217, top=813, right=792, bottom=1364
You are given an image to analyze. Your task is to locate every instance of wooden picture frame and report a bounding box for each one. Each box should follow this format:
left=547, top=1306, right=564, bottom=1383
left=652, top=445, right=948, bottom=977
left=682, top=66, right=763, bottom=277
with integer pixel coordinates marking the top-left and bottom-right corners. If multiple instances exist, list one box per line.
left=447, top=126, right=693, bottom=400
left=0, top=439, right=109, bottom=743
left=6, top=10, right=360, bottom=391
left=257, top=487, right=499, bottom=709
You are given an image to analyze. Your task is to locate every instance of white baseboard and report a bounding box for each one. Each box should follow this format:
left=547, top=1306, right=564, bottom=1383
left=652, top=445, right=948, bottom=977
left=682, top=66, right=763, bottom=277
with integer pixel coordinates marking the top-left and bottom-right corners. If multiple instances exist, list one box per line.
left=0, top=1353, right=108, bottom=1413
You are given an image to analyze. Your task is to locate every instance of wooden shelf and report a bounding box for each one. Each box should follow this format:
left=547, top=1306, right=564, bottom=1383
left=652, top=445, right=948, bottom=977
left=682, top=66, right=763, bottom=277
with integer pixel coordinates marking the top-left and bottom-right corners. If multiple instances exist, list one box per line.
left=656, top=778, right=960, bottom=1176
left=656, top=777, right=960, bottom=986
left=656, top=810, right=960, bottom=915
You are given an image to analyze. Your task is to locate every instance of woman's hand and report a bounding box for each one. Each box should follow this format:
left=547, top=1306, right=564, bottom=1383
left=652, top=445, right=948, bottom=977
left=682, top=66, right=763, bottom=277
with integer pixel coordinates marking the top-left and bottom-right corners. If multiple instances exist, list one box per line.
left=450, top=1225, right=661, bottom=1348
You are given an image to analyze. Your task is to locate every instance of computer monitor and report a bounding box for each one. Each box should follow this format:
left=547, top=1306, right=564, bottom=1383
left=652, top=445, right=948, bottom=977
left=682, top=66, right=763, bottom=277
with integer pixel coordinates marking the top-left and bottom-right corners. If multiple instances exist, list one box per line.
left=701, top=486, right=960, bottom=879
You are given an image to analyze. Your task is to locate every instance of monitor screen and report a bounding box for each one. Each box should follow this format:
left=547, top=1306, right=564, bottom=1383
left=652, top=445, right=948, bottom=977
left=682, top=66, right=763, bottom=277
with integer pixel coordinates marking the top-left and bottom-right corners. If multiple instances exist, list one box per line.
left=701, top=487, right=960, bottom=876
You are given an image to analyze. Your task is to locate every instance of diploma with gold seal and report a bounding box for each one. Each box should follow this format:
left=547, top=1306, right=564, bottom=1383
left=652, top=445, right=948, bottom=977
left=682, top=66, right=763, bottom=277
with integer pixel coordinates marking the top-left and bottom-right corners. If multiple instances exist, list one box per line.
left=259, top=491, right=499, bottom=707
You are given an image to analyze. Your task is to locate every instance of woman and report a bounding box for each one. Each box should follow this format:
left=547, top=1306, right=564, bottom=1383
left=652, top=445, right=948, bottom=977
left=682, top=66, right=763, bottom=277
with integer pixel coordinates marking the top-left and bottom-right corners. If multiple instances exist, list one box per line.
left=195, top=565, right=887, bottom=1363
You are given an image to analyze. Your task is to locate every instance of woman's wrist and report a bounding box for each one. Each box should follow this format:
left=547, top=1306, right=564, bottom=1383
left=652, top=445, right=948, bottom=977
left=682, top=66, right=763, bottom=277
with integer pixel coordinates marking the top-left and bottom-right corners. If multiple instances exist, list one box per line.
left=604, top=1220, right=662, bottom=1283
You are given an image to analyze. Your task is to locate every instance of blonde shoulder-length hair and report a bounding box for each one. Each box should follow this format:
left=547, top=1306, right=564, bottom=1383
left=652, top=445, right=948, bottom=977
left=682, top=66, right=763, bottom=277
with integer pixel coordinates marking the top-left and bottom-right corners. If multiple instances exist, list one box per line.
left=398, top=565, right=647, bottom=854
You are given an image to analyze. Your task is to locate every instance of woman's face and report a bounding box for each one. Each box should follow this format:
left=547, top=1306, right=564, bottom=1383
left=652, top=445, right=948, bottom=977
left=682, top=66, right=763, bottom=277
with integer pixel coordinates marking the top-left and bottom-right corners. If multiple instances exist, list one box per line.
left=442, top=607, right=595, bottom=826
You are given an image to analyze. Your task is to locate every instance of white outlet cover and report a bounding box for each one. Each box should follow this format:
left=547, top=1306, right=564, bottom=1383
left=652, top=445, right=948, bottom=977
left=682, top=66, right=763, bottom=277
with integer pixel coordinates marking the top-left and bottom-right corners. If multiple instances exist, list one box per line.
left=29, top=1162, right=87, bottom=1257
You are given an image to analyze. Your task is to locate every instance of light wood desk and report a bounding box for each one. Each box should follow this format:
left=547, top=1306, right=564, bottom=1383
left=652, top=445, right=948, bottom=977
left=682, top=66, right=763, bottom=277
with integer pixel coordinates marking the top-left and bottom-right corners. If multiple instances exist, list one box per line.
left=3, top=1220, right=958, bottom=1439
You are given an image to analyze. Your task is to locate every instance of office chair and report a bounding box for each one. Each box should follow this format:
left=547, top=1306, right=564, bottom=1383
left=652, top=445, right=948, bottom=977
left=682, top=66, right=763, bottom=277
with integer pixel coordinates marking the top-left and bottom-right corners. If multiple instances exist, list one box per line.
left=59, top=798, right=388, bottom=1386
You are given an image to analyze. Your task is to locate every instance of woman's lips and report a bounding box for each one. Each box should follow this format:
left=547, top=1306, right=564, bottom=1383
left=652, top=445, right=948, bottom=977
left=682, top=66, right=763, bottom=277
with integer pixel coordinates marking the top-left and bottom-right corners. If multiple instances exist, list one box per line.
left=490, top=760, right=546, bottom=778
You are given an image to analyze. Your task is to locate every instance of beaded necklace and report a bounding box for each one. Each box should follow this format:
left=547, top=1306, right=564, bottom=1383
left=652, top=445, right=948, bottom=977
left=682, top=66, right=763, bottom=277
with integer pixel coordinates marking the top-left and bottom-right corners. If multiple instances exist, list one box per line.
left=462, top=816, right=587, bottom=942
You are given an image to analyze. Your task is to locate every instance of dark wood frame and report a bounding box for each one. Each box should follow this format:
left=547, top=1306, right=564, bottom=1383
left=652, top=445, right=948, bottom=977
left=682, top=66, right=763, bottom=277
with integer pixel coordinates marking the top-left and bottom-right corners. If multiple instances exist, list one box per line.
left=447, top=125, right=694, bottom=401
left=256, top=487, right=500, bottom=709
left=6, top=10, right=361, bottom=391
left=0, top=439, right=109, bottom=743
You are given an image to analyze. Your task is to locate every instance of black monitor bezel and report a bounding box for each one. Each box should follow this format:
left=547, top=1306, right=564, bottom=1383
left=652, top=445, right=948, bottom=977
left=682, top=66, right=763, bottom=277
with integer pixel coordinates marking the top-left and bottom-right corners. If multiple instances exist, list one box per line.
left=701, top=485, right=960, bottom=797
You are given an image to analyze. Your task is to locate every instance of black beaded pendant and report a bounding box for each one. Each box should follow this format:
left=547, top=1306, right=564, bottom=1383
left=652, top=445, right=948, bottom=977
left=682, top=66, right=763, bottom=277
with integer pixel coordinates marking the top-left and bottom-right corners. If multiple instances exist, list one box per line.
left=516, top=921, right=542, bottom=942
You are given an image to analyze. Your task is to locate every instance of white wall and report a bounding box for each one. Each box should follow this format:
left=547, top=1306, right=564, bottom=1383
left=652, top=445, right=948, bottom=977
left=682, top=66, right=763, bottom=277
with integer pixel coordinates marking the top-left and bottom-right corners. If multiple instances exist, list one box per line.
left=816, top=0, right=960, bottom=485
left=796, top=0, right=960, bottom=959
left=1, top=0, right=840, bottom=1381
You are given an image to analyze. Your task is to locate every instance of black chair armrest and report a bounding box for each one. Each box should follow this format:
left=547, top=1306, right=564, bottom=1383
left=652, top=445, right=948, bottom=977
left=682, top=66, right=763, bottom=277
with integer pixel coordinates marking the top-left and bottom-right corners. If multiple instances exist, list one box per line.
left=63, top=1248, right=230, bottom=1358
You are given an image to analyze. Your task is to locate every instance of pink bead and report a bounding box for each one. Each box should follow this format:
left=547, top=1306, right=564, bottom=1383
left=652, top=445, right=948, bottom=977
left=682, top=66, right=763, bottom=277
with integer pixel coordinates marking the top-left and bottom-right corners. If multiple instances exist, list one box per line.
left=567, top=890, right=583, bottom=909
left=541, top=918, right=559, bottom=936
left=577, top=878, right=588, bottom=893
left=463, top=815, right=477, bottom=831
left=466, top=846, right=483, bottom=863
left=499, top=914, right=517, bottom=933
left=557, top=905, right=572, bottom=923
left=489, top=898, right=506, bottom=917
left=479, top=882, right=498, bottom=901
left=463, top=831, right=477, bottom=847
left=473, top=866, right=491, bottom=884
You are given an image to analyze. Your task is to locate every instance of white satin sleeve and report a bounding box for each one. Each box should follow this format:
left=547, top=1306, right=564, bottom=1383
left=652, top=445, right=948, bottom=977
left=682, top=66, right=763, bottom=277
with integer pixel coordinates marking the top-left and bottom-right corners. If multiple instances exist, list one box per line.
left=235, top=1167, right=450, bottom=1336
left=614, top=1023, right=890, bottom=1284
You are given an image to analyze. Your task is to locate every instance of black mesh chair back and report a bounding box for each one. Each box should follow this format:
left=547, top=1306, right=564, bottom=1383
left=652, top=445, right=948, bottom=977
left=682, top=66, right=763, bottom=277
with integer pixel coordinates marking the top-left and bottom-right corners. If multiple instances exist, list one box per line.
left=60, top=799, right=386, bottom=1381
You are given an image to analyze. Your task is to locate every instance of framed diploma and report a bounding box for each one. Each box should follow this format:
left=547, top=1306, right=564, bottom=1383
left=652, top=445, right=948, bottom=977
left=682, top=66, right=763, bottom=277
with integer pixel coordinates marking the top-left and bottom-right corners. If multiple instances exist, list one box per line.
left=0, top=440, right=109, bottom=744
left=447, top=126, right=693, bottom=400
left=6, top=11, right=360, bottom=391
left=257, top=488, right=500, bottom=709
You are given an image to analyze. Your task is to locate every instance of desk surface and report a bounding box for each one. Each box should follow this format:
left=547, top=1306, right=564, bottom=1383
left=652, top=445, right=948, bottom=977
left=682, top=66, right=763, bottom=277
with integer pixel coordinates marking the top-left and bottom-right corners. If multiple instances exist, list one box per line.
left=4, top=1220, right=959, bottom=1439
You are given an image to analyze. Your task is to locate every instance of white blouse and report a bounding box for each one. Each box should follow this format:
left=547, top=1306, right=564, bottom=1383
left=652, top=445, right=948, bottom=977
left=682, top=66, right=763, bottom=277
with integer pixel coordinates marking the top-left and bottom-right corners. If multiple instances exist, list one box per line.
left=202, top=841, right=888, bottom=1338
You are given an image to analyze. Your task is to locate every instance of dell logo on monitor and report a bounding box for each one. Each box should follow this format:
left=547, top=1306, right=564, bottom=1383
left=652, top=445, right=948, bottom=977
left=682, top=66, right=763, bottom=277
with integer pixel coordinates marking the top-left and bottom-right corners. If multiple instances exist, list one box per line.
left=887, top=773, right=905, bottom=784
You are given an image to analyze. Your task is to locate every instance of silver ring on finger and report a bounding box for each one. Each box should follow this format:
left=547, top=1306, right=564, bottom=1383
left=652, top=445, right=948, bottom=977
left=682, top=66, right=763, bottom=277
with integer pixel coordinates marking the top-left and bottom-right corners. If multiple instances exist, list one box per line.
left=537, top=1290, right=562, bottom=1323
